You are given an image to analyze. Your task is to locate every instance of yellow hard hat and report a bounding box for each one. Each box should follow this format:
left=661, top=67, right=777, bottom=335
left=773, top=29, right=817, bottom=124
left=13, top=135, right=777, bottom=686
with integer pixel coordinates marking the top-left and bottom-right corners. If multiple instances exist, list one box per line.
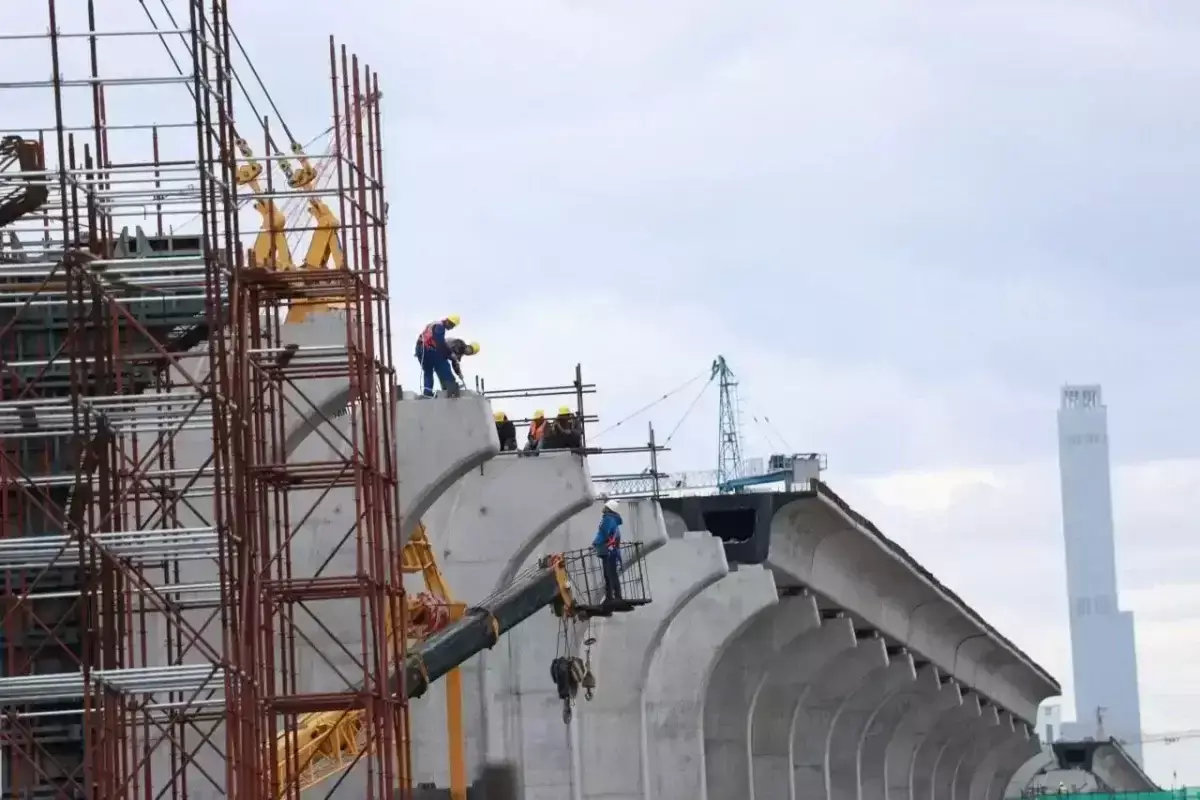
left=445, top=314, right=461, bottom=327
left=533, top=409, right=545, bottom=420
left=468, top=341, right=481, bottom=355
left=558, top=406, right=571, bottom=416
left=494, top=411, right=507, bottom=422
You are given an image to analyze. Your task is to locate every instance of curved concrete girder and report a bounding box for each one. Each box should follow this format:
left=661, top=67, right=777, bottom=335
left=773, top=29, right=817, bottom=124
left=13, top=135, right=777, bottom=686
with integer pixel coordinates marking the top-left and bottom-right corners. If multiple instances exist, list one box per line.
left=408, top=451, right=594, bottom=788
left=963, top=712, right=1016, bottom=800
left=704, top=592, right=825, bottom=800
left=860, top=663, right=942, bottom=800
left=886, top=676, right=962, bottom=800
left=643, top=567, right=779, bottom=800
left=767, top=498, right=1055, bottom=724
left=492, top=499, right=674, bottom=800
left=827, top=650, right=917, bottom=800
left=397, top=390, right=500, bottom=544
left=578, top=531, right=729, bottom=800
left=752, top=615, right=855, bottom=800
left=997, top=730, right=1044, bottom=800
left=912, top=691, right=982, bottom=800
left=791, top=635, right=890, bottom=800
left=934, top=701, right=998, bottom=800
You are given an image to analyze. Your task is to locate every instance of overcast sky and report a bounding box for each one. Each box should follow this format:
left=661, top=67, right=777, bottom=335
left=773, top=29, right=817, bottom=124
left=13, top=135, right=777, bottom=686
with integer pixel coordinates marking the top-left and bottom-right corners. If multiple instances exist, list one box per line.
left=12, top=0, right=1200, bottom=786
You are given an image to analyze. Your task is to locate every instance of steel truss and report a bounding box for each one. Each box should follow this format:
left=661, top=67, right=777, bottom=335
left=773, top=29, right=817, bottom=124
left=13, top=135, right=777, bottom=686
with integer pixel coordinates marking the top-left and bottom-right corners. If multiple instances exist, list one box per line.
left=0, top=2, right=407, bottom=798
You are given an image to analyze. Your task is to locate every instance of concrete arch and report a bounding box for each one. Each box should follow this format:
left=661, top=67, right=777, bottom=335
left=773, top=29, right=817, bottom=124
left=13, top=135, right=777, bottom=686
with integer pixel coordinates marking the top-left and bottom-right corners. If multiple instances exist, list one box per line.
left=397, top=390, right=501, bottom=543
left=886, top=677, right=961, bottom=800
left=860, top=663, right=941, bottom=800
left=487, top=497, right=670, bottom=798
left=408, top=451, right=594, bottom=788
left=643, top=567, right=779, bottom=800
left=704, top=592, right=826, bottom=799
left=996, top=730, right=1043, bottom=800
left=933, top=701, right=998, bottom=800
left=752, top=613, right=853, bottom=800
left=961, top=712, right=1015, bottom=800
left=827, top=650, right=917, bottom=800
left=578, top=531, right=729, bottom=800
left=912, top=692, right=982, bottom=800
left=791, top=635, right=889, bottom=800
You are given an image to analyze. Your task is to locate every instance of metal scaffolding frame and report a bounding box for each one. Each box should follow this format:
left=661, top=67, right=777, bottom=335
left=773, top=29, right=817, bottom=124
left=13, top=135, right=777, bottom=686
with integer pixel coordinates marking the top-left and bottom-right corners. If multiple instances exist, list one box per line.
left=0, top=2, right=408, bottom=798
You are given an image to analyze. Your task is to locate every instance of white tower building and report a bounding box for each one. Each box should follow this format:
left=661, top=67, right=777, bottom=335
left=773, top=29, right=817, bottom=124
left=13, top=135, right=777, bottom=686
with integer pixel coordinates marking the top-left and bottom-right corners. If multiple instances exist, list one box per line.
left=1056, top=385, right=1143, bottom=763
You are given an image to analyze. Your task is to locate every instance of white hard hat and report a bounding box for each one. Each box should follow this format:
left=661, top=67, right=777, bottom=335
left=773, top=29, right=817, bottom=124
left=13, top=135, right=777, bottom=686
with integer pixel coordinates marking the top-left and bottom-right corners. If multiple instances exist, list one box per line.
left=603, top=499, right=620, bottom=514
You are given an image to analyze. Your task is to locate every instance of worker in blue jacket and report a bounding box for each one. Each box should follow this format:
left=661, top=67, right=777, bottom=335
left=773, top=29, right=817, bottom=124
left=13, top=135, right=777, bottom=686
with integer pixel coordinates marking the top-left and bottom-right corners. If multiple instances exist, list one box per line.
left=592, top=500, right=624, bottom=604
left=414, top=315, right=461, bottom=397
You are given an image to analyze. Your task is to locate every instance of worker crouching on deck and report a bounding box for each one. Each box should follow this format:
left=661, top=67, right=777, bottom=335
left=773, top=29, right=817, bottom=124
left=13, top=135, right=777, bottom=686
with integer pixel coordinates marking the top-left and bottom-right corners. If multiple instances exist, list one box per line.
left=446, top=337, right=480, bottom=387
left=593, top=500, right=624, bottom=605
left=523, top=409, right=547, bottom=454
left=542, top=406, right=583, bottom=450
left=414, top=315, right=461, bottom=397
left=494, top=411, right=518, bottom=451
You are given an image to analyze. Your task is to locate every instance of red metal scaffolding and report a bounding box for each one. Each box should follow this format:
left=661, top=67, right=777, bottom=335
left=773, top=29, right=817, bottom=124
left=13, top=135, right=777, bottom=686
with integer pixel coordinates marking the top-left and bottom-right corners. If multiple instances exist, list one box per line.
left=0, top=1, right=408, bottom=798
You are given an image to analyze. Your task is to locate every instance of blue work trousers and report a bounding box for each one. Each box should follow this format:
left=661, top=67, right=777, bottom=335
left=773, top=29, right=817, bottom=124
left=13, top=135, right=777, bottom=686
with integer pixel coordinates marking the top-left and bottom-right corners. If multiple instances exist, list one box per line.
left=417, top=348, right=456, bottom=396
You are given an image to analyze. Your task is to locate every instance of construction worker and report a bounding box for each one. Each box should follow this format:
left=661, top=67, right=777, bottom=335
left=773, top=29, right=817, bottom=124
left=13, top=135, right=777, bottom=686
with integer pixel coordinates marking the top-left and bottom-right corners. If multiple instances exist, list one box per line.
left=543, top=405, right=583, bottom=450
left=446, top=338, right=481, bottom=384
left=494, top=411, right=518, bottom=451
left=524, top=410, right=547, bottom=453
left=592, top=499, right=624, bottom=605
left=414, top=315, right=461, bottom=397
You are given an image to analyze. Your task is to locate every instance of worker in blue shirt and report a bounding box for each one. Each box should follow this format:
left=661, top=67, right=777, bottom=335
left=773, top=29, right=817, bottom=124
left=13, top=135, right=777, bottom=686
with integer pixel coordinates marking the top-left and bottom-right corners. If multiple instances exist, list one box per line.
left=414, top=315, right=461, bottom=397
left=592, top=500, right=624, bottom=605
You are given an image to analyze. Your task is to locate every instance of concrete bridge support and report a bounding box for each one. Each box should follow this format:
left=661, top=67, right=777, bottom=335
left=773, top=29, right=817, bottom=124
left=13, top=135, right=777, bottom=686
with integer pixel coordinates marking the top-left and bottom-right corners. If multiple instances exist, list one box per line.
left=956, top=711, right=1015, bottom=800
left=643, top=567, right=778, bottom=800
left=886, top=678, right=963, bottom=800
left=497, top=499, right=669, bottom=800
left=933, top=701, right=998, bottom=800
left=408, top=451, right=594, bottom=787
left=751, top=613, right=853, bottom=800
left=826, top=650, right=917, bottom=800
left=913, top=692, right=983, bottom=800
left=703, top=592, right=827, bottom=799
left=791, top=635, right=890, bottom=800
left=579, top=531, right=728, bottom=800
left=859, top=663, right=942, bottom=800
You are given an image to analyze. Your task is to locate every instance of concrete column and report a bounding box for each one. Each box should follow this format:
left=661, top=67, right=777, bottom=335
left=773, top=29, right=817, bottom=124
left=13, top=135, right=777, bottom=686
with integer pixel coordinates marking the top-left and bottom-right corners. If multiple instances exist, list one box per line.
left=578, top=531, right=727, bottom=800
left=826, top=651, right=917, bottom=800
left=409, top=451, right=594, bottom=787
left=396, top=390, right=501, bottom=543
left=277, top=312, right=355, bottom=452
left=497, top=501, right=675, bottom=800
left=956, top=711, right=1014, bottom=800
left=912, top=692, right=982, bottom=800
left=752, top=614, right=855, bottom=800
left=791, top=635, right=889, bottom=800
left=886, top=677, right=962, bottom=800
left=933, top=701, right=998, bottom=800
left=860, top=664, right=941, bottom=800
left=643, top=567, right=779, bottom=800
left=704, top=593, right=824, bottom=800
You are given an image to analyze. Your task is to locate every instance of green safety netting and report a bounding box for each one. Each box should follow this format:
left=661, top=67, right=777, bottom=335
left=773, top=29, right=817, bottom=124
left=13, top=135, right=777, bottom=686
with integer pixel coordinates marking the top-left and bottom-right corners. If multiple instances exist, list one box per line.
left=1027, top=791, right=1200, bottom=800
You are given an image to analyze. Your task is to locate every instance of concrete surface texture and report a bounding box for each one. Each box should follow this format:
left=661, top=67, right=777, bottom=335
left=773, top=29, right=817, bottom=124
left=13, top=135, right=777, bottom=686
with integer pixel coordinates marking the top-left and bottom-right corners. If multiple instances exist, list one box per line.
left=497, top=499, right=670, bottom=800
left=579, top=530, right=729, bottom=799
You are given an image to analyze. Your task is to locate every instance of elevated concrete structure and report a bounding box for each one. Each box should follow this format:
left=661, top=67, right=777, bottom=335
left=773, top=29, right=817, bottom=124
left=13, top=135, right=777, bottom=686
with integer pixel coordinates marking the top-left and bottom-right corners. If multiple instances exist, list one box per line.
left=409, top=450, right=595, bottom=787
left=643, top=566, right=779, bottom=800
left=578, top=530, right=728, bottom=799
left=492, top=498, right=668, bottom=799
left=658, top=481, right=1059, bottom=800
